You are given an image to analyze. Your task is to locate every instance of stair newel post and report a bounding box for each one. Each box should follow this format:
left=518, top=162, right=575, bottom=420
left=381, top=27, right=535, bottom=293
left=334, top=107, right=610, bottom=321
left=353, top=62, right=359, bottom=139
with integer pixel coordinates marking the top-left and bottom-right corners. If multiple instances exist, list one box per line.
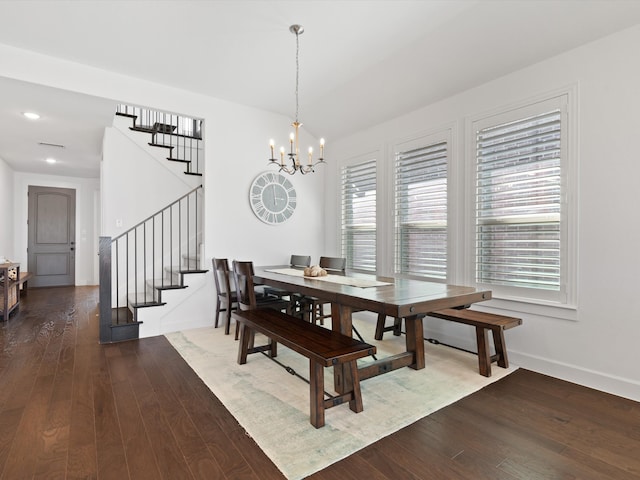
left=187, top=194, right=190, bottom=268
left=99, top=236, right=113, bottom=343
left=179, top=198, right=182, bottom=279
left=195, top=188, right=199, bottom=269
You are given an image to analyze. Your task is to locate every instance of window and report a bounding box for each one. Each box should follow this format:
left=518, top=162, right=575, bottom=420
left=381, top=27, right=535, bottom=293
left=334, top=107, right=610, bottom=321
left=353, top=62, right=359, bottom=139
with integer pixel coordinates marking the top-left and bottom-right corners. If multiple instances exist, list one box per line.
left=395, top=137, right=448, bottom=279
left=341, top=158, right=376, bottom=271
left=472, top=94, right=571, bottom=305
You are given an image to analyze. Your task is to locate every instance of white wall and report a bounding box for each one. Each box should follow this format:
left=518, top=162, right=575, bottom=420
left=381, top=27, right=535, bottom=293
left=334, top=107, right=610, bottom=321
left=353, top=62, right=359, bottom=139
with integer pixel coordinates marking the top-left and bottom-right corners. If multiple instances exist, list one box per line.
left=101, top=122, right=200, bottom=237
left=0, top=42, right=326, bottom=318
left=13, top=172, right=100, bottom=285
left=0, top=157, right=14, bottom=260
left=327, top=25, right=640, bottom=401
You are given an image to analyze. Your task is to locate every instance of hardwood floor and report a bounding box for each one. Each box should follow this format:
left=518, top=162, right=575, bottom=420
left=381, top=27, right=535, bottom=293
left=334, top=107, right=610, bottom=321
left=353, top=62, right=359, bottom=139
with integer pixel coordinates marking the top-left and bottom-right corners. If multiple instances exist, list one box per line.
left=1, top=286, right=638, bottom=479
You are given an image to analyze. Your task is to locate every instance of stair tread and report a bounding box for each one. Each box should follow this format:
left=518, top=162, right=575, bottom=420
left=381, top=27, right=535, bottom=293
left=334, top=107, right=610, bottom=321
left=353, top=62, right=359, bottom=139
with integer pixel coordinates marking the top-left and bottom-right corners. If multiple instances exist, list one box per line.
left=111, top=320, right=143, bottom=327
left=153, top=122, right=177, bottom=133
left=129, top=301, right=167, bottom=308
left=184, top=171, right=203, bottom=176
left=179, top=269, right=208, bottom=274
left=156, top=284, right=187, bottom=291
left=116, top=112, right=137, bottom=119
left=130, top=126, right=157, bottom=134
left=167, top=158, right=191, bottom=164
left=149, top=142, right=174, bottom=150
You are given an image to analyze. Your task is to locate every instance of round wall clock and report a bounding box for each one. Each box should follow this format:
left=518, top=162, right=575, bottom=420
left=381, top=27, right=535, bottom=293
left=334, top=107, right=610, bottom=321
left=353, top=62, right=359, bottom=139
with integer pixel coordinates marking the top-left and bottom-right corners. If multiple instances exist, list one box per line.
left=249, top=172, right=297, bottom=224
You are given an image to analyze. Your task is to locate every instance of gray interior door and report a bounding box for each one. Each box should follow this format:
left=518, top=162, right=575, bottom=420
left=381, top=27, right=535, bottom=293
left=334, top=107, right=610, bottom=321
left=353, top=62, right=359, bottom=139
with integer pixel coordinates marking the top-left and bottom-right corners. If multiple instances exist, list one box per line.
left=27, top=186, right=76, bottom=287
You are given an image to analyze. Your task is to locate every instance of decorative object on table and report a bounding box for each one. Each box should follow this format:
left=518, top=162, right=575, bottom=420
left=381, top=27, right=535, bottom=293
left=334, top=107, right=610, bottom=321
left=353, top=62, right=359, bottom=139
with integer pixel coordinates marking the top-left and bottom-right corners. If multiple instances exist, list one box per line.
left=0, top=259, right=13, bottom=283
left=249, top=171, right=297, bottom=224
left=268, top=24, right=325, bottom=175
left=7, top=267, right=17, bottom=281
left=303, top=265, right=327, bottom=277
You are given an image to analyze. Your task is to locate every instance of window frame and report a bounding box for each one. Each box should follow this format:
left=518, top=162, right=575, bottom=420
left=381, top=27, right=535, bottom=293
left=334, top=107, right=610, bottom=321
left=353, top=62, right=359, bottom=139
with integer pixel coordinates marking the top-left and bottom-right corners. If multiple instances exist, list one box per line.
left=464, top=88, right=578, bottom=317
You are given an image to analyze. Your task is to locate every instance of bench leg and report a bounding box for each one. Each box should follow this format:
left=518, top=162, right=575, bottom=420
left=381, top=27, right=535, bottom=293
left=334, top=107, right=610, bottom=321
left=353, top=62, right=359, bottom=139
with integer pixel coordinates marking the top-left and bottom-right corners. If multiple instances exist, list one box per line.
left=492, top=327, right=509, bottom=368
left=475, top=326, right=491, bottom=377
left=374, top=313, right=385, bottom=340
left=347, top=361, right=363, bottom=414
left=310, top=361, right=325, bottom=428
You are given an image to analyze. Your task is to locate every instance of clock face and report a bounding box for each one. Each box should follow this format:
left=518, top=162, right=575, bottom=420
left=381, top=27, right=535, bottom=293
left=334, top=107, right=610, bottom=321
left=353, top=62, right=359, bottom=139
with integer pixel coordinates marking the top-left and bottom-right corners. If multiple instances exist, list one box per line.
left=249, top=172, right=297, bottom=224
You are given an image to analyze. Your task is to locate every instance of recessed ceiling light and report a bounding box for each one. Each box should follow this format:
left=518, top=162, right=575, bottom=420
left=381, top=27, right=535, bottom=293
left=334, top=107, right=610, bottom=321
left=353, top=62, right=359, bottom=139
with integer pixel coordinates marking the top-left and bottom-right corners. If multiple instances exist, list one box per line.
left=23, top=112, right=40, bottom=120
left=45, top=158, right=57, bottom=164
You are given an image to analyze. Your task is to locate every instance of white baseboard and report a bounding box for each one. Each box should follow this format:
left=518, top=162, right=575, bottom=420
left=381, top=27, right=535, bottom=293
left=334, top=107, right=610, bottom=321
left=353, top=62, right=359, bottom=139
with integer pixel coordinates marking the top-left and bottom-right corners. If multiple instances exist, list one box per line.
left=508, top=350, right=640, bottom=403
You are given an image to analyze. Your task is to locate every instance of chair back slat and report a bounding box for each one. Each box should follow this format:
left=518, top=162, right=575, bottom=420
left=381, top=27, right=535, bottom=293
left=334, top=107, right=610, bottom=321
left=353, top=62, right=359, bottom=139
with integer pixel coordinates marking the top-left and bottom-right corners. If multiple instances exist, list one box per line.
left=319, top=256, right=346, bottom=272
left=291, top=255, right=311, bottom=268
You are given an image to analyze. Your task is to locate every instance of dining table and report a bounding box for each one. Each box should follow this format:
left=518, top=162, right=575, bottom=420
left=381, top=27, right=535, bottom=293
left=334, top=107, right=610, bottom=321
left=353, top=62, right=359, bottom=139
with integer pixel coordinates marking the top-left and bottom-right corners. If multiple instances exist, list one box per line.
left=253, top=265, right=492, bottom=391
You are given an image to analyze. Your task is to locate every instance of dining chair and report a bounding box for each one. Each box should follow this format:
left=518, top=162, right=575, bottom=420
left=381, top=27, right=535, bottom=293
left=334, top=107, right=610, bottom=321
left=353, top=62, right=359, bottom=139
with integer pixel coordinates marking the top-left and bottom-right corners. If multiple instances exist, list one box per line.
left=233, top=260, right=292, bottom=339
left=263, top=254, right=311, bottom=302
left=301, top=256, right=347, bottom=324
left=212, top=258, right=238, bottom=335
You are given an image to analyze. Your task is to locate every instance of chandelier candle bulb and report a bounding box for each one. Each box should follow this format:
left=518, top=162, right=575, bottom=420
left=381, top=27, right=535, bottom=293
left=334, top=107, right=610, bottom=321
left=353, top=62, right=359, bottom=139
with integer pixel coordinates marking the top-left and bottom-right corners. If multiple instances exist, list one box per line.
left=280, top=147, right=285, bottom=165
left=269, top=139, right=275, bottom=159
left=320, top=138, right=325, bottom=159
left=308, top=147, right=313, bottom=165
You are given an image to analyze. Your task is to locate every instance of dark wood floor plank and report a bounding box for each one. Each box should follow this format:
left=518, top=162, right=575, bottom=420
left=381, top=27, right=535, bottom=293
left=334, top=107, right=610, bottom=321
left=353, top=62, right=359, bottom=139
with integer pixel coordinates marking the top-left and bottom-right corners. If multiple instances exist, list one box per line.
left=0, top=407, right=24, bottom=476
left=33, top=312, right=77, bottom=480
left=138, top=348, right=225, bottom=479
left=478, top=375, right=640, bottom=476
left=350, top=443, right=422, bottom=480
left=125, top=348, right=197, bottom=479
left=93, top=366, right=130, bottom=480
left=66, top=344, right=99, bottom=478
left=143, top=338, right=265, bottom=480
left=2, top=373, right=56, bottom=478
left=107, top=352, right=163, bottom=479
left=2, top=287, right=639, bottom=480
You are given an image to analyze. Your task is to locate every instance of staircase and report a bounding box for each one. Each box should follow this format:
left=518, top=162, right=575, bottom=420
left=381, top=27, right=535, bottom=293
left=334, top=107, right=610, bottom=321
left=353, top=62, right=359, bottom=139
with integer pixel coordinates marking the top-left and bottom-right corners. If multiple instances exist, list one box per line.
left=99, top=105, right=207, bottom=343
left=115, top=104, right=203, bottom=177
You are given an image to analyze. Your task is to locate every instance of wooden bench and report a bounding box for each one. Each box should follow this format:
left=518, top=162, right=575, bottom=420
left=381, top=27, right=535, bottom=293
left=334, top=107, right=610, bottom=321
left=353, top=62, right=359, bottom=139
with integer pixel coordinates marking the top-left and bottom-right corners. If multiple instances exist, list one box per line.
left=429, top=308, right=522, bottom=377
left=232, top=308, right=376, bottom=428
left=18, top=271, right=34, bottom=296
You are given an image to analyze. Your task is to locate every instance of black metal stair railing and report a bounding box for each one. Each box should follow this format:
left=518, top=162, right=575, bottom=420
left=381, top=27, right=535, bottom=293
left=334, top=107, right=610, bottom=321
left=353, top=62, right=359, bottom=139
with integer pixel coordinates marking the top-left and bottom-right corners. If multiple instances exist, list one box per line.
left=116, top=104, right=203, bottom=176
left=99, top=185, right=203, bottom=343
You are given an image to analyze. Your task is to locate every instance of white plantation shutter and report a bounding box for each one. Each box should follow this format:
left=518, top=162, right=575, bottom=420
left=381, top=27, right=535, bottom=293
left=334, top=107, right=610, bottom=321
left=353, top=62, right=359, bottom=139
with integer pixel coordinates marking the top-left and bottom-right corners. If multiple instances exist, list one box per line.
left=395, top=141, right=448, bottom=279
left=475, top=109, right=562, bottom=291
left=341, top=159, right=376, bottom=271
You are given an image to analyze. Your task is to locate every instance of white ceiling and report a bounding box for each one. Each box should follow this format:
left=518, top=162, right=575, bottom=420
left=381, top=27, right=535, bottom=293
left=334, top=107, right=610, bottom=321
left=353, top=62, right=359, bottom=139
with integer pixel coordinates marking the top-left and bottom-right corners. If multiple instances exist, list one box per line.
left=1, top=0, right=640, bottom=178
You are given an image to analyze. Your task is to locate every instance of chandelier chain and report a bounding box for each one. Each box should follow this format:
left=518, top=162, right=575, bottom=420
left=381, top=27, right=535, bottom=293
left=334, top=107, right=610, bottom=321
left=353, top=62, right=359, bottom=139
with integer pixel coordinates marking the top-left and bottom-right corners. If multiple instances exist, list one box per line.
left=295, top=29, right=300, bottom=123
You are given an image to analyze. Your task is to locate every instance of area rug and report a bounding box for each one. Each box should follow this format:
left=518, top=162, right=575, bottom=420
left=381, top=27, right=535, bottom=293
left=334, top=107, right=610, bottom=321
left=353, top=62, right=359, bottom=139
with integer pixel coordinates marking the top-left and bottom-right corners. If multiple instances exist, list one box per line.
left=165, top=315, right=516, bottom=479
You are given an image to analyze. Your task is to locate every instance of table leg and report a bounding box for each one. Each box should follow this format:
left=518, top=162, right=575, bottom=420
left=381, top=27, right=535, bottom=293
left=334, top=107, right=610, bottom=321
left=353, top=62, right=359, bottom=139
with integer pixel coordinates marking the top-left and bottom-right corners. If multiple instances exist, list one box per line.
left=405, top=315, right=425, bottom=370
left=331, top=303, right=353, bottom=393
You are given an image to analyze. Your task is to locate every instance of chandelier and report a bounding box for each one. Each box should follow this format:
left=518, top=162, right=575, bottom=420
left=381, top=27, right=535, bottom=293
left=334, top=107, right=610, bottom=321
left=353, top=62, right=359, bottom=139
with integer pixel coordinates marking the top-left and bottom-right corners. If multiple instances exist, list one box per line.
left=269, top=24, right=325, bottom=175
